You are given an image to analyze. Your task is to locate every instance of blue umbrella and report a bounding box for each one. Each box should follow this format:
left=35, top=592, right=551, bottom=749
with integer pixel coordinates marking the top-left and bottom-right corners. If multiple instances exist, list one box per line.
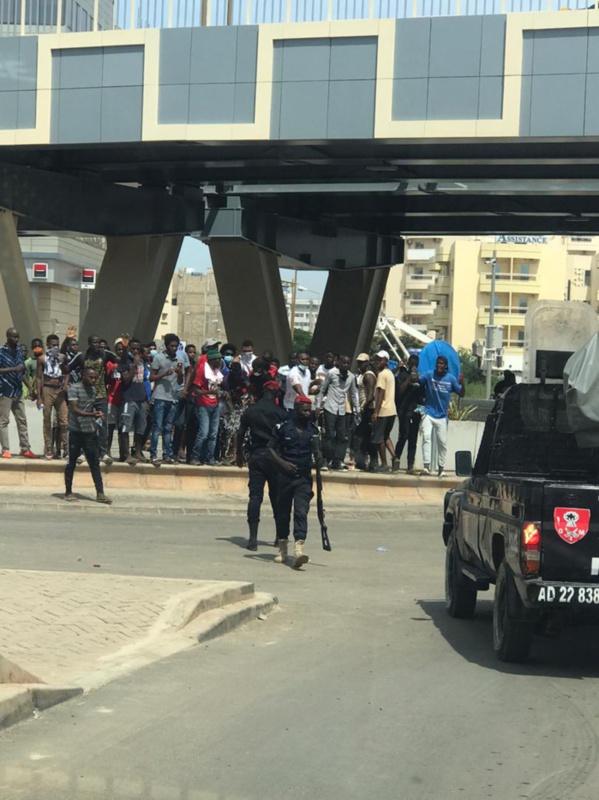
left=418, top=341, right=461, bottom=379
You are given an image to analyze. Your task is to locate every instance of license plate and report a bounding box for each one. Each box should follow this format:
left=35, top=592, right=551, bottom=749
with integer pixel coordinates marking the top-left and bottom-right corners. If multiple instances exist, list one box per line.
left=536, top=585, right=599, bottom=604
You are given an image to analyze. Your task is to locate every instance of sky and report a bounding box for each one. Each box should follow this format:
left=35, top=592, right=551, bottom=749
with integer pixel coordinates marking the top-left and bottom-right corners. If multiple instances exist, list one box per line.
left=175, top=236, right=328, bottom=299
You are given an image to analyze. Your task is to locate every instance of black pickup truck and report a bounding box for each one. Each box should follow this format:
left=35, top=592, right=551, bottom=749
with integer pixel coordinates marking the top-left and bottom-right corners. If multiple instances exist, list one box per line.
left=443, top=383, right=599, bottom=662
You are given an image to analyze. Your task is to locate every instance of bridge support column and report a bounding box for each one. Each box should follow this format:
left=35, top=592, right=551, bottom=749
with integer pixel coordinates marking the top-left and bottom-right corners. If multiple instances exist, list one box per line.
left=0, top=210, right=41, bottom=344
left=81, top=235, right=183, bottom=346
left=209, top=240, right=292, bottom=359
left=310, top=268, right=390, bottom=362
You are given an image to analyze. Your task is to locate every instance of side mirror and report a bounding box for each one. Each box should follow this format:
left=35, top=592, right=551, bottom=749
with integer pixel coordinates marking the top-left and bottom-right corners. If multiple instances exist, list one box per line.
left=455, top=451, right=473, bottom=477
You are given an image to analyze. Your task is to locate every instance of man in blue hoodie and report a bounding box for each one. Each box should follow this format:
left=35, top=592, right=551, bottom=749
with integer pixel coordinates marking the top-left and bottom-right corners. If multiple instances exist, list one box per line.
left=412, top=355, right=465, bottom=478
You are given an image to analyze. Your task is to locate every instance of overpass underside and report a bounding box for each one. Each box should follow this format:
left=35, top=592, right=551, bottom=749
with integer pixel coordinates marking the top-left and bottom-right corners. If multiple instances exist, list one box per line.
left=3, top=9, right=599, bottom=352
left=2, top=137, right=599, bottom=355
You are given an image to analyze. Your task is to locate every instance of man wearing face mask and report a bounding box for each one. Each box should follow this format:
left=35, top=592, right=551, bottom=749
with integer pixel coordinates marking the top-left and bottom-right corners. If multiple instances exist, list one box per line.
left=36, top=334, right=69, bottom=460
left=240, top=340, right=256, bottom=377
left=283, top=352, right=312, bottom=415
left=220, top=343, right=246, bottom=463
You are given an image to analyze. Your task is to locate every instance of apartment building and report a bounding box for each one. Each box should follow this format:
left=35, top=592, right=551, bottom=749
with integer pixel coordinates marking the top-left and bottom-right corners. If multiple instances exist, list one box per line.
left=156, top=268, right=226, bottom=347
left=384, top=235, right=599, bottom=371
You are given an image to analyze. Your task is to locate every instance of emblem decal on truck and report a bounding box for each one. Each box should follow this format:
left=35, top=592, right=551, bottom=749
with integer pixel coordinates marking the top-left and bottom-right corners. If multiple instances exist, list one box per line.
left=554, top=508, right=591, bottom=544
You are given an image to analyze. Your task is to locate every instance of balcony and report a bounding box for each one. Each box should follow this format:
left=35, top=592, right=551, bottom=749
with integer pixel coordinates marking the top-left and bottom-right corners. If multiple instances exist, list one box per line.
left=405, top=299, right=437, bottom=315
left=478, top=306, right=528, bottom=326
left=406, top=248, right=437, bottom=262
left=480, top=273, right=540, bottom=292
left=405, top=274, right=436, bottom=290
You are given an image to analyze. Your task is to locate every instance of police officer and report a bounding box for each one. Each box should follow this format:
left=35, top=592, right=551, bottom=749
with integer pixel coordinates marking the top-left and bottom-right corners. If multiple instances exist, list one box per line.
left=237, top=380, right=287, bottom=551
left=268, top=394, right=320, bottom=569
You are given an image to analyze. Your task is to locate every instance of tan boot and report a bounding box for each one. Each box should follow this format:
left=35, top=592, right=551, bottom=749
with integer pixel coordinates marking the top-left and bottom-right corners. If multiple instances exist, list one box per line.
left=274, top=539, right=288, bottom=564
left=293, top=540, right=309, bottom=569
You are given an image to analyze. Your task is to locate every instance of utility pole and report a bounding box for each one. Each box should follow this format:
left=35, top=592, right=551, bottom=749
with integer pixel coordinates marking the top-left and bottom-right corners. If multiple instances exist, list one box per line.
left=289, top=269, right=298, bottom=334
left=485, top=251, right=497, bottom=399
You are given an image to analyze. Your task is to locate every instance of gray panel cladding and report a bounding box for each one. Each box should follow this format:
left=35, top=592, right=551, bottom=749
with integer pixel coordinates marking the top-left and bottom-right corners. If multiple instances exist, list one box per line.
left=271, top=37, right=377, bottom=140
left=51, top=45, right=144, bottom=143
left=0, top=35, right=38, bottom=130
left=393, top=16, right=505, bottom=121
left=520, top=28, right=599, bottom=136
left=158, top=25, right=258, bottom=125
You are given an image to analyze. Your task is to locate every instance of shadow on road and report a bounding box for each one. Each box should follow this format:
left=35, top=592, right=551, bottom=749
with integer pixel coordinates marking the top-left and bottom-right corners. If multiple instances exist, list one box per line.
left=418, top=598, right=599, bottom=679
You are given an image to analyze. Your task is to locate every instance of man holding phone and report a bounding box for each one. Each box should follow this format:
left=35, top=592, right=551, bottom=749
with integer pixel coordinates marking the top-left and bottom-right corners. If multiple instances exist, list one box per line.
left=149, top=334, right=186, bottom=466
left=64, top=367, right=111, bottom=504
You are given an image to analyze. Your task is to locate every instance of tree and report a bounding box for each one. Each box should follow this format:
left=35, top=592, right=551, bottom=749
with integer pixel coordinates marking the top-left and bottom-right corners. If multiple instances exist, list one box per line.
left=456, top=346, right=485, bottom=384
left=293, top=328, right=312, bottom=353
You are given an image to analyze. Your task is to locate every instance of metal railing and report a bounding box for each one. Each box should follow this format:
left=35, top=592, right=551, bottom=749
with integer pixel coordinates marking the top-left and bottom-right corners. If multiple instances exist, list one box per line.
left=2, top=0, right=596, bottom=36
left=136, top=0, right=598, bottom=29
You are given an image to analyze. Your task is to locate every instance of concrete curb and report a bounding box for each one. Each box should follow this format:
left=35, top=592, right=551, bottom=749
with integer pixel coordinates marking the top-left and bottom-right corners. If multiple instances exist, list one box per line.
left=0, top=460, right=459, bottom=502
left=0, top=685, right=83, bottom=730
left=0, top=581, right=276, bottom=730
left=185, top=592, right=278, bottom=644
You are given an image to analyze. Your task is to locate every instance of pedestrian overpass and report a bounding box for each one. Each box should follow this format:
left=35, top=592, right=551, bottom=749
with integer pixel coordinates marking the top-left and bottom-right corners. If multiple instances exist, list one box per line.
left=1, top=0, right=599, bottom=357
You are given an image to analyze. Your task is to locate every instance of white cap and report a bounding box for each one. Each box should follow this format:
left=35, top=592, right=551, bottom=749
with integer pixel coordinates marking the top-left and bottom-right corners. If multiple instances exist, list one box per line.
left=375, top=350, right=390, bottom=360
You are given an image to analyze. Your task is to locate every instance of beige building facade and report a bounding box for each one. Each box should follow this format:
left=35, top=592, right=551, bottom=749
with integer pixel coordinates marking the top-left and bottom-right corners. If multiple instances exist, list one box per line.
left=384, top=235, right=599, bottom=370
left=156, top=269, right=227, bottom=348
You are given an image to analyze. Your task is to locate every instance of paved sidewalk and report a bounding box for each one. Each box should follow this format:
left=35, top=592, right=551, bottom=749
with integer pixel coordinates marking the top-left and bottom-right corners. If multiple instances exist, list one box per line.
left=0, top=570, right=264, bottom=690
left=0, top=483, right=448, bottom=519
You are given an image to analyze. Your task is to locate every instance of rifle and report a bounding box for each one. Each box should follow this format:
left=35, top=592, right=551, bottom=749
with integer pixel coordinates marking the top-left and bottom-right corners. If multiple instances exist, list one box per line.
left=312, top=431, right=332, bottom=552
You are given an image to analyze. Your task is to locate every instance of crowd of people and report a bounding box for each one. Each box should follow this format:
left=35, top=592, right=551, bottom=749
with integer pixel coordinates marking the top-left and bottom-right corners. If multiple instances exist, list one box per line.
left=0, top=326, right=467, bottom=477
left=0, top=325, right=465, bottom=563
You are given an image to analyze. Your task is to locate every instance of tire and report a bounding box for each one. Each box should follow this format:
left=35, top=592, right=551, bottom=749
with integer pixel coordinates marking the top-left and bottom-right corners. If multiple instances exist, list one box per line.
left=493, top=561, right=533, bottom=663
left=445, top=531, right=477, bottom=619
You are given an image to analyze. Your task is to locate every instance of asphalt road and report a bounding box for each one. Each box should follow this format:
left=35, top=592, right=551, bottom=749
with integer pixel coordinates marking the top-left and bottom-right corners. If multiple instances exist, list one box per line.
left=1, top=504, right=599, bottom=800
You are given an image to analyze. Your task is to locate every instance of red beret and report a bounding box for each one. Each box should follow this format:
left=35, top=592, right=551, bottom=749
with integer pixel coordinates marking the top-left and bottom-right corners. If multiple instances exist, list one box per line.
left=295, top=395, right=312, bottom=405
left=263, top=380, right=280, bottom=391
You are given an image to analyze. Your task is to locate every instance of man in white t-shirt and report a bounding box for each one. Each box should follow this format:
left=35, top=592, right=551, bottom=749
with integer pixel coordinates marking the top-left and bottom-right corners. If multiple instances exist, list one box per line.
left=283, top=352, right=311, bottom=412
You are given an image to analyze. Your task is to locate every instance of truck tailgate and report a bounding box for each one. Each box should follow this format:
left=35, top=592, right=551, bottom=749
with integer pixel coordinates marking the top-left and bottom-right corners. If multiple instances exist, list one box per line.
left=542, top=484, right=599, bottom=582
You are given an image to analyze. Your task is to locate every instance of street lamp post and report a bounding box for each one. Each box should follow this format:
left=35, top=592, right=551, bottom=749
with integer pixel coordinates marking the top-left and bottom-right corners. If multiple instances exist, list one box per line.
left=485, top=252, right=498, bottom=399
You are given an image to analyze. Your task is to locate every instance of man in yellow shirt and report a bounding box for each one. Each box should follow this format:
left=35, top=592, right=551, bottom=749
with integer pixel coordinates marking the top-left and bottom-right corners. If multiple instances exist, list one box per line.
left=371, top=350, right=397, bottom=473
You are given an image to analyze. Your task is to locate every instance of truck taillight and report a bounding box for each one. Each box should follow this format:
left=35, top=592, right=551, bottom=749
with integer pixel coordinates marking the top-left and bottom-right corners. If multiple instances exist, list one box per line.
left=521, top=522, right=541, bottom=575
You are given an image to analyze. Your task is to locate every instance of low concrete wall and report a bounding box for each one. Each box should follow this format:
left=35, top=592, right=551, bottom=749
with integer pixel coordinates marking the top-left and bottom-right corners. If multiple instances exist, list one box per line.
left=7, top=402, right=484, bottom=474
left=0, top=461, right=458, bottom=503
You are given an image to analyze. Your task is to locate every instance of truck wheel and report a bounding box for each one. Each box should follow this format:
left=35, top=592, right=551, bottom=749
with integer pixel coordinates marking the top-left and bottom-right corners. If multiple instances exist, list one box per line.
left=445, top=531, right=477, bottom=619
left=493, top=562, right=533, bottom=663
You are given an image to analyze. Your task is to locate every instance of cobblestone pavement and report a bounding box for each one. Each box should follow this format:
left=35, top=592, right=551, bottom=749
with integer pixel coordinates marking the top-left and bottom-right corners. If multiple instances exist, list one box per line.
left=0, top=570, right=232, bottom=686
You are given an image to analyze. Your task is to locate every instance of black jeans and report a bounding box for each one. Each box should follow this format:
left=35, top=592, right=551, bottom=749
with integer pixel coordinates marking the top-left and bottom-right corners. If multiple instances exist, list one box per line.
left=65, top=429, right=104, bottom=494
left=96, top=398, right=108, bottom=457
left=395, top=411, right=421, bottom=469
left=354, top=408, right=378, bottom=469
left=247, top=449, right=279, bottom=525
left=275, top=470, right=313, bottom=542
left=323, top=410, right=349, bottom=468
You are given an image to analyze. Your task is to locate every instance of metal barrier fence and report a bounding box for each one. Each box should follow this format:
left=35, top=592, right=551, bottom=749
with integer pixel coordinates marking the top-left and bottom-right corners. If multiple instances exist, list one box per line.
left=1, top=0, right=596, bottom=37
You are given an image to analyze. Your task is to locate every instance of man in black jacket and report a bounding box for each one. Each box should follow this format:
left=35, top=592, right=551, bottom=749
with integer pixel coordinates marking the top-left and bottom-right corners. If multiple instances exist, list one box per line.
left=237, top=381, right=286, bottom=551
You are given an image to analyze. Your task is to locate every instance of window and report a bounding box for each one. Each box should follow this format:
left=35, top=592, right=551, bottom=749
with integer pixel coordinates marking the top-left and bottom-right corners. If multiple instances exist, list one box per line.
left=517, top=329, right=524, bottom=343
left=414, top=242, right=425, bottom=249
left=518, top=298, right=527, bottom=313
left=519, top=263, right=530, bottom=281
left=585, top=270, right=591, bottom=287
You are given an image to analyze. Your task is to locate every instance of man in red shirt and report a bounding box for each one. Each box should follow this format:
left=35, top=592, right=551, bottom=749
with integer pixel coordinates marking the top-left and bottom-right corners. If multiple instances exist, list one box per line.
left=186, top=349, right=223, bottom=466
left=106, top=339, right=125, bottom=461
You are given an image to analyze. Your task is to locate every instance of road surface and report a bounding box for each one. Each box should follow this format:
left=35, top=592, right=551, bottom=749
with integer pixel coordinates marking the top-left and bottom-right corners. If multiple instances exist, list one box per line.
left=0, top=504, right=598, bottom=800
